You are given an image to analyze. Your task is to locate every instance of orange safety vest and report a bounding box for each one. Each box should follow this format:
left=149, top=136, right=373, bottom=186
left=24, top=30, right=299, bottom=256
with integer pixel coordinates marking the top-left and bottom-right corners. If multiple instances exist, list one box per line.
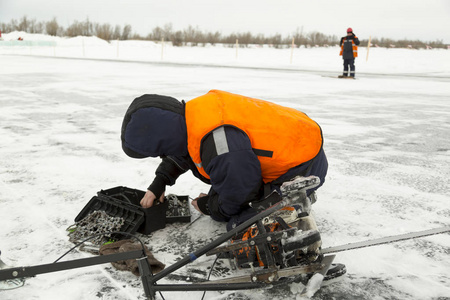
left=185, top=90, right=323, bottom=183
left=340, top=36, right=358, bottom=58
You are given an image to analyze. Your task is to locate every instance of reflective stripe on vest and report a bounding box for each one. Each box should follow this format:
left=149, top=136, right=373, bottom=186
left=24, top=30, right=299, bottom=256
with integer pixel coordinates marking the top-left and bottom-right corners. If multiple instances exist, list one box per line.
left=185, top=90, right=323, bottom=183
left=212, top=126, right=229, bottom=155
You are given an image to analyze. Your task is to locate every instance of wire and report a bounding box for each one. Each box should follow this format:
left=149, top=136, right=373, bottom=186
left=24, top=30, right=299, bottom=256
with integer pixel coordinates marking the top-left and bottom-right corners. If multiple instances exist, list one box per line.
left=200, top=255, right=220, bottom=300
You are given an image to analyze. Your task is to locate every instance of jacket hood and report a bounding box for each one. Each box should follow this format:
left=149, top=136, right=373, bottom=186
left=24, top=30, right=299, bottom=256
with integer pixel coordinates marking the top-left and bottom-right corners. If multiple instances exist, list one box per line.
left=121, top=94, right=187, bottom=158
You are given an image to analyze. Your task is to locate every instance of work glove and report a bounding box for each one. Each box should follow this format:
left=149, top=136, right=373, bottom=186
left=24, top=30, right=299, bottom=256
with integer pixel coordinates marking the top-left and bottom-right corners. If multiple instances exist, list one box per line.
left=192, top=194, right=210, bottom=215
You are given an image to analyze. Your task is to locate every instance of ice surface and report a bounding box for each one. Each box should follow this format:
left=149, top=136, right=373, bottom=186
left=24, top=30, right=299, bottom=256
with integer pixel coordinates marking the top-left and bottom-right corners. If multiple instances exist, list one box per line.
left=0, top=33, right=449, bottom=299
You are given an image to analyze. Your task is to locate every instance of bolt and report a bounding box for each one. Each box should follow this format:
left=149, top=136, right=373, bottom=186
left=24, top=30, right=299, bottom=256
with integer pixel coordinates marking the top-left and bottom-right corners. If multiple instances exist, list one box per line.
left=252, top=276, right=258, bottom=282
left=250, top=240, right=255, bottom=246
left=267, top=236, right=272, bottom=242
left=12, top=271, right=18, bottom=277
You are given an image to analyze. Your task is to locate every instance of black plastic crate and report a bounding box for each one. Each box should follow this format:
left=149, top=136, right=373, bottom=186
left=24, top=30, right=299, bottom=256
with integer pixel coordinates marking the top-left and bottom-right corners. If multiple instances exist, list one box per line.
left=165, top=194, right=191, bottom=223
left=97, top=186, right=168, bottom=235
left=74, top=195, right=145, bottom=236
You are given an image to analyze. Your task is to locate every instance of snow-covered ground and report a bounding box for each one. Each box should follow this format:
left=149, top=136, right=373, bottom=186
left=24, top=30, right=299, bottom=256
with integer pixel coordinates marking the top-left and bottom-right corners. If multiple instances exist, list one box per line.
left=0, top=32, right=449, bottom=300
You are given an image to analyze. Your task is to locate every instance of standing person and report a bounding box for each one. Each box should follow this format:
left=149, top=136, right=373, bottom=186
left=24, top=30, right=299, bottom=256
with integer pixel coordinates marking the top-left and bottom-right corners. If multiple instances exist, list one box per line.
left=121, top=90, right=328, bottom=231
left=339, top=27, right=360, bottom=78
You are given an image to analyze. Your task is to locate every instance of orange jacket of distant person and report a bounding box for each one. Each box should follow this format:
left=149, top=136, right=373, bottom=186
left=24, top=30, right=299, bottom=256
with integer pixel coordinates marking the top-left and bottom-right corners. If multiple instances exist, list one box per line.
left=340, top=36, right=358, bottom=58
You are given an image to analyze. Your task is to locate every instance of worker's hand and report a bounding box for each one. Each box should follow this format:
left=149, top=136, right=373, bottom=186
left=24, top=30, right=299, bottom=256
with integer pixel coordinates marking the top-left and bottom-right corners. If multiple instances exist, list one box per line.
left=191, top=193, right=207, bottom=214
left=140, top=190, right=165, bottom=208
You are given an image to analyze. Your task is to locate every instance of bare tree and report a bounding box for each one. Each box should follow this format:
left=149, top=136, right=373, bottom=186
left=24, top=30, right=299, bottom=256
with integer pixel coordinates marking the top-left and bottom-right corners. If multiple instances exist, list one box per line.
left=238, top=32, right=252, bottom=47
left=171, top=30, right=184, bottom=46
left=112, top=25, right=122, bottom=40
left=95, top=23, right=113, bottom=40
left=292, top=26, right=306, bottom=46
left=1, top=22, right=11, bottom=32
left=206, top=31, right=221, bottom=45
left=220, top=32, right=237, bottom=44
left=130, top=32, right=144, bottom=40
left=82, top=18, right=94, bottom=36
left=17, top=16, right=30, bottom=31
left=9, top=19, right=18, bottom=31
left=307, top=31, right=338, bottom=46
left=121, top=24, right=132, bottom=40
left=45, top=18, right=59, bottom=36
left=28, top=19, right=44, bottom=33
left=163, top=23, right=173, bottom=40
left=65, top=21, right=82, bottom=37
left=183, top=25, right=204, bottom=45
left=149, top=26, right=164, bottom=40
left=253, top=33, right=267, bottom=45
left=269, top=33, right=283, bottom=48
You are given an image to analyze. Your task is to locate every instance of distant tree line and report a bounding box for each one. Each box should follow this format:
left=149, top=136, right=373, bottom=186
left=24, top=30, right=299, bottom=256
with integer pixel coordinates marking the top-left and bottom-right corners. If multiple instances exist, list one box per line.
left=360, top=37, right=446, bottom=49
left=143, top=23, right=341, bottom=48
left=1, top=16, right=447, bottom=49
left=0, top=16, right=132, bottom=40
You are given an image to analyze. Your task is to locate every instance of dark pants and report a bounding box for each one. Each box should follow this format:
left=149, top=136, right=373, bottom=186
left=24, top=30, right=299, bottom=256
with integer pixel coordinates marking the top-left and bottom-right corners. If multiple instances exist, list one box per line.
left=226, top=148, right=329, bottom=231
left=343, top=58, right=355, bottom=77
left=272, top=148, right=328, bottom=195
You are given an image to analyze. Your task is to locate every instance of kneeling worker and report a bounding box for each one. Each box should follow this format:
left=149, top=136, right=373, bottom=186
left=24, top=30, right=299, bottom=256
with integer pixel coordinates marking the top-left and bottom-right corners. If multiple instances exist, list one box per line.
left=121, top=90, right=328, bottom=231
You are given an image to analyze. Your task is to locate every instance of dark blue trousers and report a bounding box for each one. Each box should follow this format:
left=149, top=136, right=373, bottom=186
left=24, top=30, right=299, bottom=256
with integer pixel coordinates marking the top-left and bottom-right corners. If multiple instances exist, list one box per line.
left=343, top=58, right=355, bottom=77
left=226, top=148, right=328, bottom=231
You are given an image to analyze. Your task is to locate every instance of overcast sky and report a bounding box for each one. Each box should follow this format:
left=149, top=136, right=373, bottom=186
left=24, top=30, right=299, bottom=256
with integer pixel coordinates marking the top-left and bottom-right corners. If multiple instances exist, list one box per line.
left=1, top=0, right=449, bottom=43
